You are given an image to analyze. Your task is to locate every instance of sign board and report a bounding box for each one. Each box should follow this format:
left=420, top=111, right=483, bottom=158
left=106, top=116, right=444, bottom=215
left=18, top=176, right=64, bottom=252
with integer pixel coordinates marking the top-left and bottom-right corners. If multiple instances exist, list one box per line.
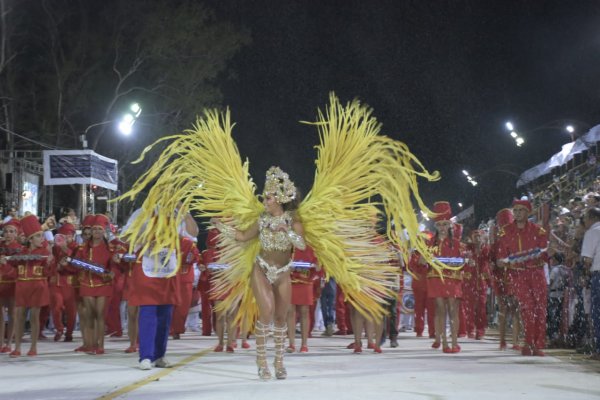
left=43, top=150, right=118, bottom=190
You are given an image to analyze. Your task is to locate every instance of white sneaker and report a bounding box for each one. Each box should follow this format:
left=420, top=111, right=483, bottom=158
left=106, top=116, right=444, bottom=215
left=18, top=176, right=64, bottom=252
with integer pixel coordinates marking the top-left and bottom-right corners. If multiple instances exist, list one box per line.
left=139, top=359, right=152, bottom=370
left=154, top=357, right=172, bottom=368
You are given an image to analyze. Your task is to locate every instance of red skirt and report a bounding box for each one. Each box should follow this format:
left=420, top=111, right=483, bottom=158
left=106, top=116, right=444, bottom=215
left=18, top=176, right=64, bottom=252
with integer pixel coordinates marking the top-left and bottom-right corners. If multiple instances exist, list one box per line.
left=79, top=284, right=113, bottom=298
left=291, top=283, right=313, bottom=305
left=15, top=280, right=49, bottom=307
left=0, top=282, right=15, bottom=298
left=427, top=277, right=462, bottom=299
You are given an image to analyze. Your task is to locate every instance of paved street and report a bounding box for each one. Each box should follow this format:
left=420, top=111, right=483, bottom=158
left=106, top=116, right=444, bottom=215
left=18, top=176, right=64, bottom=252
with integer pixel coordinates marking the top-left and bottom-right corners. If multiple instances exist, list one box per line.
left=2, top=329, right=599, bottom=400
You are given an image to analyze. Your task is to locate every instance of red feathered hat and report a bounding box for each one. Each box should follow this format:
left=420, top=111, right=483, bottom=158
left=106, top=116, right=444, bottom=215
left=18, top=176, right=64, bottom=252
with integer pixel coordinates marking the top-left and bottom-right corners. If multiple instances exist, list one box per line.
left=512, top=199, right=532, bottom=213
left=433, top=201, right=452, bottom=222
left=57, top=223, right=76, bottom=236
left=20, top=215, right=43, bottom=238
left=496, top=208, right=514, bottom=228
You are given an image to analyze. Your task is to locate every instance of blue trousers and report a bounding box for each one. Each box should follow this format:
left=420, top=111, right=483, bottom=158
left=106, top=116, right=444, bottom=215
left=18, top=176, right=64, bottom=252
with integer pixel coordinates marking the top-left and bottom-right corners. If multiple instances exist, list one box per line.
left=591, top=272, right=600, bottom=354
left=320, top=279, right=336, bottom=326
left=138, top=304, right=174, bottom=362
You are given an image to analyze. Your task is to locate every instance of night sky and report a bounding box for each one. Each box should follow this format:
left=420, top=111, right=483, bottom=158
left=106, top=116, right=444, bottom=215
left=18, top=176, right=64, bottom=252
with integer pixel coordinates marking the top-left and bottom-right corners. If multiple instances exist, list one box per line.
left=205, top=0, right=600, bottom=222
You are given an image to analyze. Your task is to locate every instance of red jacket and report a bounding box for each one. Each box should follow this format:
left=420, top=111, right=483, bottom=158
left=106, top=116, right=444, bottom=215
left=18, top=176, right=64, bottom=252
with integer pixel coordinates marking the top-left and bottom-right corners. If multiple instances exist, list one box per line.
left=495, top=221, right=548, bottom=269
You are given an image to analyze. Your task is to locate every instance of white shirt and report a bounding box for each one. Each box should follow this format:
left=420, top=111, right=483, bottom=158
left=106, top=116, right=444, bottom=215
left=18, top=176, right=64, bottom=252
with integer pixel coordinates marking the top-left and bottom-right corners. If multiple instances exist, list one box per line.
left=581, top=221, right=600, bottom=272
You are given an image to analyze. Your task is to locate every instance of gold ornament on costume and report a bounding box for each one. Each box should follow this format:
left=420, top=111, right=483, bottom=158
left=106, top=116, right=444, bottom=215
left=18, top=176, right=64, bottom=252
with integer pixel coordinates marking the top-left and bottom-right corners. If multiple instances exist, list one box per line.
left=263, top=166, right=296, bottom=204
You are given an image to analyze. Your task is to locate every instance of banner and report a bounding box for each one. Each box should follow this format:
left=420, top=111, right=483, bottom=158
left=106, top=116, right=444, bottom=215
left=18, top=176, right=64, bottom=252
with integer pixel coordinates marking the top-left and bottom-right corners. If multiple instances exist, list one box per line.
left=43, top=150, right=118, bottom=190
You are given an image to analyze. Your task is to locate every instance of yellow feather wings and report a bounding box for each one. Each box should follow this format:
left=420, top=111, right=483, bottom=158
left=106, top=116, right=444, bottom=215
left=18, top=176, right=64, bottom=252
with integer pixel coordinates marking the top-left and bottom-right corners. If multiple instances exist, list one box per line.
left=298, top=93, right=444, bottom=319
left=116, top=93, right=445, bottom=326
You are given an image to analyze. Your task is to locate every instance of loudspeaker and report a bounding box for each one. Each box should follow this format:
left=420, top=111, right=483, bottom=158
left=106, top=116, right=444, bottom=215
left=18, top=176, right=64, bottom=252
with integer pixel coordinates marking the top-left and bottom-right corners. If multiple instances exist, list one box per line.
left=5, top=173, right=12, bottom=192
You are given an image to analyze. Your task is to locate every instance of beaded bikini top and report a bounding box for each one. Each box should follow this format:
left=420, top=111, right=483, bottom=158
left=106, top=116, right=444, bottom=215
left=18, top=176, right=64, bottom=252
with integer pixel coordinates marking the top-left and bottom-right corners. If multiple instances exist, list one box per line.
left=259, top=212, right=293, bottom=252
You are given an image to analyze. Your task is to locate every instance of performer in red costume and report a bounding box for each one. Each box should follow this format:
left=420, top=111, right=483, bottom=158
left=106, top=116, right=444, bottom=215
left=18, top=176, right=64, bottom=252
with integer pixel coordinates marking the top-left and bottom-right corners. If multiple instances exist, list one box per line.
left=105, top=232, right=127, bottom=338
left=71, top=214, right=117, bottom=355
left=491, top=208, right=522, bottom=350
left=170, top=237, right=200, bottom=339
left=50, top=223, right=78, bottom=342
left=496, top=199, right=548, bottom=356
left=0, top=218, right=22, bottom=353
left=199, top=230, right=217, bottom=337
left=462, top=230, right=491, bottom=339
left=423, top=202, right=464, bottom=354
left=454, top=223, right=468, bottom=338
left=408, top=232, right=435, bottom=338
left=286, top=245, right=319, bottom=353
left=125, top=211, right=183, bottom=370
left=1, top=215, right=54, bottom=357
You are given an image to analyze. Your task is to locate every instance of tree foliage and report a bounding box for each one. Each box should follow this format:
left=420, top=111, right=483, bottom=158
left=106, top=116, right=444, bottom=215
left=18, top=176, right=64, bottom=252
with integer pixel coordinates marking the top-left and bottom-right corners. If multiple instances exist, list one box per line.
left=0, top=0, right=250, bottom=217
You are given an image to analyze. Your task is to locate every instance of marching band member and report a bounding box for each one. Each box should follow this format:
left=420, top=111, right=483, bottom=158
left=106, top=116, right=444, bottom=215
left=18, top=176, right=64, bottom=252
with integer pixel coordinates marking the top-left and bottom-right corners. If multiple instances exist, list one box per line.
left=286, top=245, right=319, bottom=353
left=463, top=230, right=491, bottom=340
left=1, top=215, right=54, bottom=357
left=0, top=218, right=22, bottom=353
left=50, top=223, right=78, bottom=342
left=170, top=236, right=200, bottom=339
left=124, top=209, right=183, bottom=370
left=496, top=199, right=548, bottom=356
left=71, top=214, right=117, bottom=355
left=424, top=202, right=464, bottom=354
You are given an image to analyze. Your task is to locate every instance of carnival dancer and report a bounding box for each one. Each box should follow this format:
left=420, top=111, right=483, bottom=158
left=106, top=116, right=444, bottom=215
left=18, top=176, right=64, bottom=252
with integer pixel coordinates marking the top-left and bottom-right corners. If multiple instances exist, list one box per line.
left=496, top=199, right=548, bottom=356
left=0, top=218, right=22, bottom=352
left=115, top=94, right=449, bottom=380
left=211, top=169, right=305, bottom=379
left=423, top=202, right=464, bottom=353
left=287, top=245, right=319, bottom=353
left=170, top=236, right=200, bottom=339
left=70, top=214, right=117, bottom=354
left=50, top=223, right=78, bottom=342
left=491, top=208, right=521, bottom=350
left=0, top=215, right=54, bottom=357
left=71, top=214, right=94, bottom=351
left=463, top=230, right=491, bottom=339
left=124, top=209, right=184, bottom=370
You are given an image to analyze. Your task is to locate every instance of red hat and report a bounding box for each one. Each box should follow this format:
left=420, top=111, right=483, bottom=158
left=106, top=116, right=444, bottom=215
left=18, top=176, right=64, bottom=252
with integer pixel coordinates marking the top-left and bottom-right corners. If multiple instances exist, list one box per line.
left=453, top=223, right=463, bottom=240
left=496, top=208, right=514, bottom=228
left=206, top=228, right=219, bottom=249
left=433, top=201, right=452, bottom=222
left=57, top=223, right=76, bottom=236
left=512, top=199, right=532, bottom=213
left=82, top=214, right=95, bottom=227
left=20, top=215, right=43, bottom=238
left=93, top=214, right=110, bottom=229
left=2, top=218, right=20, bottom=230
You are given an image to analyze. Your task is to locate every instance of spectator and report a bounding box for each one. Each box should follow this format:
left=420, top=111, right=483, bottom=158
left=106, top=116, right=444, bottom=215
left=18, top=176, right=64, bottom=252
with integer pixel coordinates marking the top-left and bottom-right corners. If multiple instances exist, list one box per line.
left=580, top=207, right=600, bottom=360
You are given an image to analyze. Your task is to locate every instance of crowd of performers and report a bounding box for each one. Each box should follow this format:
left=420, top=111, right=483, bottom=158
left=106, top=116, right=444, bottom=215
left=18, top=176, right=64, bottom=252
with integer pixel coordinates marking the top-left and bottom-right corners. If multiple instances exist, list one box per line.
left=0, top=195, right=553, bottom=368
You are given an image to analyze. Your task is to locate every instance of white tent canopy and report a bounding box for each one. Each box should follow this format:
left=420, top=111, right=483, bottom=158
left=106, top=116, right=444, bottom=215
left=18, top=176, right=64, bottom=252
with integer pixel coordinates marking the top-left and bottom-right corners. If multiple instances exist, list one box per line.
left=516, top=124, right=600, bottom=187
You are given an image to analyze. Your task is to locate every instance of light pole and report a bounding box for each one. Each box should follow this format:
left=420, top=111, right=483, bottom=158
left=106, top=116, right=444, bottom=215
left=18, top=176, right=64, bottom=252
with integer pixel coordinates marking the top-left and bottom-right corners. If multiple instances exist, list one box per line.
left=79, top=103, right=142, bottom=218
left=504, top=119, right=590, bottom=145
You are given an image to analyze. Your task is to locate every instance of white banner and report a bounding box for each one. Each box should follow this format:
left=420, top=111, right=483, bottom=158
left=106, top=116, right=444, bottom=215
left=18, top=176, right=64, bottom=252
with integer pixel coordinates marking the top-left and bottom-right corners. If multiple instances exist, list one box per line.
left=43, top=150, right=118, bottom=190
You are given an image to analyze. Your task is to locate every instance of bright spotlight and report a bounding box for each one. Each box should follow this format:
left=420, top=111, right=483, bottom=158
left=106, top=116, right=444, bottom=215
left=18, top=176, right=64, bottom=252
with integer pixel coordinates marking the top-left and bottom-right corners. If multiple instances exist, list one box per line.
left=462, top=170, right=469, bottom=176
left=505, top=122, right=514, bottom=131
left=566, top=125, right=575, bottom=133
left=510, top=131, right=518, bottom=138
left=130, top=103, right=142, bottom=117
left=516, top=137, right=525, bottom=146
